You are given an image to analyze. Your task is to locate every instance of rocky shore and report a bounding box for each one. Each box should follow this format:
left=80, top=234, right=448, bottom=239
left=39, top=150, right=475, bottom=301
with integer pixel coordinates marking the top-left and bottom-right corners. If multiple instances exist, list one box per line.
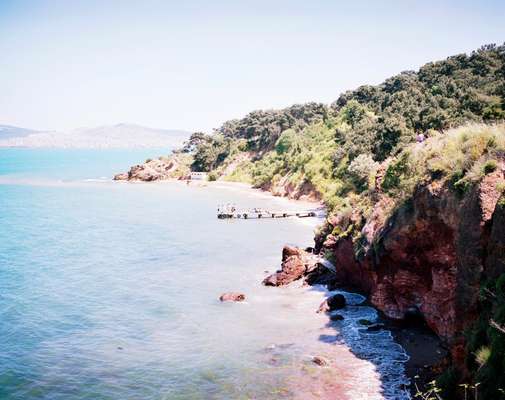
left=262, top=244, right=450, bottom=394
left=113, top=154, right=192, bottom=181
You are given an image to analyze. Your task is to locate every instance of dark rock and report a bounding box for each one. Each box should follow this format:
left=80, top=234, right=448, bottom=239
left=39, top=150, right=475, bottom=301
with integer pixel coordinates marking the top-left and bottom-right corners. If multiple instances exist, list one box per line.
left=329, top=313, right=344, bottom=321
left=317, top=294, right=346, bottom=313
left=305, top=265, right=335, bottom=285
left=312, top=356, right=328, bottom=366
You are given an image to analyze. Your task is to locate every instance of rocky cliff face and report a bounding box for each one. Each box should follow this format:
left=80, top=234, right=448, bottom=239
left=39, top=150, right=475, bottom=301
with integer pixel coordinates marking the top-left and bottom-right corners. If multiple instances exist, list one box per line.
left=317, top=164, right=505, bottom=368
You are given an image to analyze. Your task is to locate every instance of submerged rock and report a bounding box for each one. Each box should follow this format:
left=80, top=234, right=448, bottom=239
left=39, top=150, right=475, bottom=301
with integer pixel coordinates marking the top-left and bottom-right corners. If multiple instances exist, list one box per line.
left=312, top=356, right=328, bottom=366
left=329, top=313, right=344, bottom=321
left=219, top=292, right=246, bottom=302
left=317, top=294, right=346, bottom=313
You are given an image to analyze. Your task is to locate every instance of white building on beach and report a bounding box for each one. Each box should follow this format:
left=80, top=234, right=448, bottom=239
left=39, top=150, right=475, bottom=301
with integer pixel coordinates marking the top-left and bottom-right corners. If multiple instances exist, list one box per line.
left=190, top=172, right=208, bottom=180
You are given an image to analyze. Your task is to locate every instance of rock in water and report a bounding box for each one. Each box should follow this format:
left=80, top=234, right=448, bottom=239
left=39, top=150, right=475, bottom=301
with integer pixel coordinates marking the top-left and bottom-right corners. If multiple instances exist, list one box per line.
left=317, top=294, right=346, bottom=313
left=312, top=356, right=328, bottom=366
left=329, top=313, right=344, bottom=321
left=262, top=245, right=318, bottom=286
left=219, top=292, right=246, bottom=302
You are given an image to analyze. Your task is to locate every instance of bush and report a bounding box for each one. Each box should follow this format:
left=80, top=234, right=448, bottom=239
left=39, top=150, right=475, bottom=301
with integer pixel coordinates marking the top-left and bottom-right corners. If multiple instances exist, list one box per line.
left=381, top=152, right=412, bottom=194
left=496, top=182, right=505, bottom=194
left=483, top=159, right=498, bottom=174
left=347, top=154, right=379, bottom=189
left=475, top=346, right=491, bottom=368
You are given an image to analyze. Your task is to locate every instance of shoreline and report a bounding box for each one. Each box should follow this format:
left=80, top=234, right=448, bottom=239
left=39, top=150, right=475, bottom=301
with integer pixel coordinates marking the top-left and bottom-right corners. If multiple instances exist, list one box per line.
left=118, top=177, right=439, bottom=397
left=2, top=169, right=440, bottom=397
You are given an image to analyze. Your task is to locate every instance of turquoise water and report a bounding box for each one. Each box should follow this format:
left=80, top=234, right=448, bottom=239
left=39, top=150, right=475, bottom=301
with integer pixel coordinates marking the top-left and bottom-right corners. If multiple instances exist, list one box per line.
left=0, top=148, right=170, bottom=180
left=0, top=149, right=410, bottom=400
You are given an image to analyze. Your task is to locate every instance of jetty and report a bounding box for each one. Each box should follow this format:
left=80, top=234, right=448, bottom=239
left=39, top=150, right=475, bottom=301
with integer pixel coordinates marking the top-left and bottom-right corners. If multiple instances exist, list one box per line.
left=217, top=205, right=325, bottom=219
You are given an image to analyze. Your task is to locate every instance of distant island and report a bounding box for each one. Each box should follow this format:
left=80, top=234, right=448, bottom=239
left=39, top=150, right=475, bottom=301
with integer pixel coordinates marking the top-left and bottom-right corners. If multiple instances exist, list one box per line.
left=0, top=123, right=190, bottom=149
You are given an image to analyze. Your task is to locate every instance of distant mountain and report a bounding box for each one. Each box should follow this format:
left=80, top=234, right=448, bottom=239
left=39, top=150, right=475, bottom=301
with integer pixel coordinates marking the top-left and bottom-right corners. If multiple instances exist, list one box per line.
left=0, top=123, right=191, bottom=149
left=0, top=125, right=38, bottom=140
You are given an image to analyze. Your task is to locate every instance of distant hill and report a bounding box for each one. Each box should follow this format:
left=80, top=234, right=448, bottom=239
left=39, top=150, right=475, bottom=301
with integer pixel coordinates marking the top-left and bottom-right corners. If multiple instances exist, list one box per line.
left=0, top=123, right=191, bottom=149
left=0, top=125, right=38, bottom=140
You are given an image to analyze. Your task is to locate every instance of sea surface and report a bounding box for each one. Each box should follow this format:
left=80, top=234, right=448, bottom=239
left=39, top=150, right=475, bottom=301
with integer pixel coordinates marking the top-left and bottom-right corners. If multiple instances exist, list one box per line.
left=0, top=149, right=410, bottom=400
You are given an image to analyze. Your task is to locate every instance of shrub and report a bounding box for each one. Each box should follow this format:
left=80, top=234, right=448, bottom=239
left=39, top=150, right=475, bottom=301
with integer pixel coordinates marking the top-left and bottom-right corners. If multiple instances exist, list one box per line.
left=496, top=182, right=505, bottom=194
left=381, top=152, right=413, bottom=195
left=475, top=346, right=491, bottom=368
left=483, top=159, right=498, bottom=174
left=347, top=154, right=379, bottom=190
left=275, top=129, right=298, bottom=154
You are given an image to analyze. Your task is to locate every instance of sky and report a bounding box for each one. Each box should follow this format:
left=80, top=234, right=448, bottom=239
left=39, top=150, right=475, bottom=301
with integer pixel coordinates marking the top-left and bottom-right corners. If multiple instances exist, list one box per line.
left=0, top=0, right=504, bottom=133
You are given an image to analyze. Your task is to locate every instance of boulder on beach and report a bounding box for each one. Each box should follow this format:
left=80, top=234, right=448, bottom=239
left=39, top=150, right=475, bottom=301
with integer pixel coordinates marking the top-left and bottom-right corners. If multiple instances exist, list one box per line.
left=317, top=294, right=346, bottom=313
left=219, top=292, right=246, bottom=302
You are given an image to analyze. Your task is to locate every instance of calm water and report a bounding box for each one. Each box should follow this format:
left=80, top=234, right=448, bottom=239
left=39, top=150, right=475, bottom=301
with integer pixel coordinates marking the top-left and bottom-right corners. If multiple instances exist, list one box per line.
left=0, top=149, right=410, bottom=400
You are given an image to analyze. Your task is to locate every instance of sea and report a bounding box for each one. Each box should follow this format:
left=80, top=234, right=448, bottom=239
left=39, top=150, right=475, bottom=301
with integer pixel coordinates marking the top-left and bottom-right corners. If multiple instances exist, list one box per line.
left=0, top=148, right=410, bottom=400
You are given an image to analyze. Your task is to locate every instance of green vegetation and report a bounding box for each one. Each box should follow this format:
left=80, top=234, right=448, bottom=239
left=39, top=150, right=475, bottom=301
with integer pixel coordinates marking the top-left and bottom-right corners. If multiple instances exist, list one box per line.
left=161, top=153, right=193, bottom=179
left=460, top=273, right=505, bottom=399
left=180, top=44, right=503, bottom=206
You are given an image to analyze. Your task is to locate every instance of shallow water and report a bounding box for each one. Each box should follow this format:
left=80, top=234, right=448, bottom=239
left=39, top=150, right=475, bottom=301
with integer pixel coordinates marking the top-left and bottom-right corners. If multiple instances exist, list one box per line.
left=0, top=149, right=410, bottom=399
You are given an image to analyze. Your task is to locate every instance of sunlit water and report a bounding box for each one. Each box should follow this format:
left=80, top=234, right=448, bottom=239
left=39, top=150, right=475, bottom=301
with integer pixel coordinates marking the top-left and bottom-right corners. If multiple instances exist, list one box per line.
left=0, top=149, right=410, bottom=400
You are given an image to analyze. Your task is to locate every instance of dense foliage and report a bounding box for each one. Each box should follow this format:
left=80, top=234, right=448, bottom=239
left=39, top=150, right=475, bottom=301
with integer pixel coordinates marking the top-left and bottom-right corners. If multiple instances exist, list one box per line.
left=184, top=44, right=504, bottom=189
left=333, top=44, right=505, bottom=161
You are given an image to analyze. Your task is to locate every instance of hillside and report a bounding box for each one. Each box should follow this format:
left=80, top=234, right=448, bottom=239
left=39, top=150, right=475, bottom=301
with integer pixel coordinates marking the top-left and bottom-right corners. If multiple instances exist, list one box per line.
left=186, top=44, right=504, bottom=200
left=0, top=123, right=190, bottom=149
left=115, top=44, right=505, bottom=398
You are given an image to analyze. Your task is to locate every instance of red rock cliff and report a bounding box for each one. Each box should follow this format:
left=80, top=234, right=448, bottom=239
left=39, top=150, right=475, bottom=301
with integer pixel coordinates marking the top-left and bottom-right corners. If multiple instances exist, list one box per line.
left=318, top=166, right=505, bottom=367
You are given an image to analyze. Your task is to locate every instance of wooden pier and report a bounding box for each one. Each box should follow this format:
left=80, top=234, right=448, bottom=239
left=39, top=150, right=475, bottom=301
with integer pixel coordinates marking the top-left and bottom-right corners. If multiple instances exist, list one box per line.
left=217, top=207, right=324, bottom=220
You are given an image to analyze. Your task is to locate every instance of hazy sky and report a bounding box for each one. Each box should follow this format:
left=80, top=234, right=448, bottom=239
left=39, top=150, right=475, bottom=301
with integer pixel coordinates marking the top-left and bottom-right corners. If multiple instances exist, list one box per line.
left=1, top=0, right=504, bottom=132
